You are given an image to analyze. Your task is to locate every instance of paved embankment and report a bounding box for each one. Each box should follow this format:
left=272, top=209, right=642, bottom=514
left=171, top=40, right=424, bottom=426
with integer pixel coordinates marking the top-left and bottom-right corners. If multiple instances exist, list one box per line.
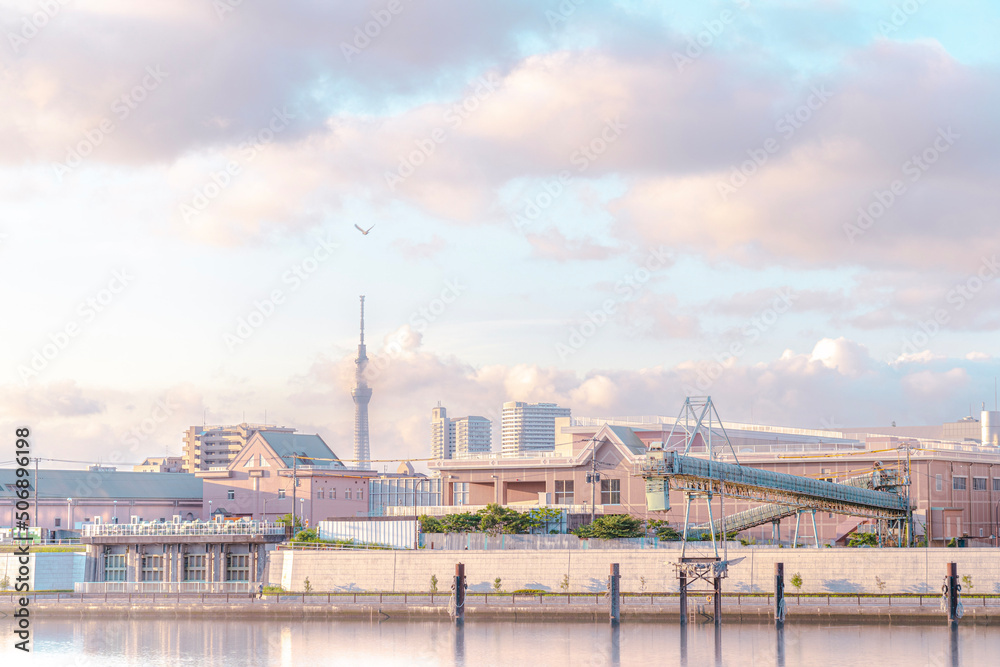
left=8, top=594, right=999, bottom=624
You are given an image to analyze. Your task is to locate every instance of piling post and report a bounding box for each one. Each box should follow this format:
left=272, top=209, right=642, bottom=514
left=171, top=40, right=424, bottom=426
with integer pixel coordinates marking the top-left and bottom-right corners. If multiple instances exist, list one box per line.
left=609, top=563, right=620, bottom=625
left=679, top=568, right=688, bottom=625
left=947, top=562, right=959, bottom=626
left=774, top=562, right=785, bottom=627
left=713, top=573, right=722, bottom=624
left=454, top=563, right=466, bottom=625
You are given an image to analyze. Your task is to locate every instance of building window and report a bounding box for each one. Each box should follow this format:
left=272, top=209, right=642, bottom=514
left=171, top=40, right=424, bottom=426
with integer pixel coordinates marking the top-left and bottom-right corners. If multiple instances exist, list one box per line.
left=453, top=482, right=469, bottom=506
left=278, top=489, right=286, bottom=499
left=345, top=488, right=352, bottom=500
left=317, top=489, right=324, bottom=500
left=105, top=554, right=127, bottom=582
left=227, top=489, right=235, bottom=500
left=183, top=554, right=206, bottom=582
left=330, top=488, right=336, bottom=499
left=226, top=554, right=250, bottom=581
left=555, top=480, right=574, bottom=504
left=973, top=477, right=987, bottom=491
left=935, top=474, right=942, bottom=492
left=359, top=489, right=363, bottom=500
left=600, top=479, right=621, bottom=505
left=994, top=479, right=1000, bottom=492
left=54, top=518, right=61, bottom=527
left=141, top=555, right=164, bottom=582
left=953, top=476, right=967, bottom=491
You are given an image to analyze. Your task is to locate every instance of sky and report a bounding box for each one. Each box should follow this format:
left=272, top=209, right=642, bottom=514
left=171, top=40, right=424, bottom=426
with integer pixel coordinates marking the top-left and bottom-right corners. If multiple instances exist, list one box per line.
left=1, top=0, right=999, bottom=471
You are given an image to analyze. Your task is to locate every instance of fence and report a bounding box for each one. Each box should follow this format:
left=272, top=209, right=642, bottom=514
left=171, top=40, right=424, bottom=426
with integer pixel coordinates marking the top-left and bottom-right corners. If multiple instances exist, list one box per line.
left=82, top=521, right=285, bottom=537
left=420, top=533, right=741, bottom=550
left=74, top=581, right=253, bottom=594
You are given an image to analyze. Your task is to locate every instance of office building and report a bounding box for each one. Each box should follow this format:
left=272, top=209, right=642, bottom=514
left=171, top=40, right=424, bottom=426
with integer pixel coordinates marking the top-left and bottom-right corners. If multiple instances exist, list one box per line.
left=500, top=401, right=570, bottom=456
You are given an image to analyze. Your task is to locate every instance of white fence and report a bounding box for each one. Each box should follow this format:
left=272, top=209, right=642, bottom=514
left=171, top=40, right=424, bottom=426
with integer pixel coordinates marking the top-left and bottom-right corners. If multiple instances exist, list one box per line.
left=317, top=520, right=418, bottom=549
left=74, top=581, right=253, bottom=594
left=82, top=521, right=285, bottom=537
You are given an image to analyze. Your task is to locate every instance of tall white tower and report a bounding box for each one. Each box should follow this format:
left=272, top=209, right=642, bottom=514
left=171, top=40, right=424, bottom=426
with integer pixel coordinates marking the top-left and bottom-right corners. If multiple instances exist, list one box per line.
left=351, top=296, right=372, bottom=467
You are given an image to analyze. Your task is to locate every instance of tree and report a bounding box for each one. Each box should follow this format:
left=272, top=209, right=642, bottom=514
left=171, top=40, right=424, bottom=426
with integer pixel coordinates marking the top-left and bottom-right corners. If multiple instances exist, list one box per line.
left=790, top=573, right=803, bottom=593
left=646, top=519, right=681, bottom=541
left=848, top=532, right=878, bottom=547
left=418, top=515, right=445, bottom=533
left=291, top=528, right=320, bottom=543
left=572, top=514, right=645, bottom=539
left=275, top=513, right=302, bottom=528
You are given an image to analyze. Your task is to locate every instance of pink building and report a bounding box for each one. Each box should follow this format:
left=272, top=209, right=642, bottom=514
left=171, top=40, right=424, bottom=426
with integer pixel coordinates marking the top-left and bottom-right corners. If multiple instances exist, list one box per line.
left=197, top=431, right=374, bottom=526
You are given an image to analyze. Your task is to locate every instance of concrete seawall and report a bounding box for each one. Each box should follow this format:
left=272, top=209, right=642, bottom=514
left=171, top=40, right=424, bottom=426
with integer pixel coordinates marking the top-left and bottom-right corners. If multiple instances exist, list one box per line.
left=268, top=547, right=1000, bottom=595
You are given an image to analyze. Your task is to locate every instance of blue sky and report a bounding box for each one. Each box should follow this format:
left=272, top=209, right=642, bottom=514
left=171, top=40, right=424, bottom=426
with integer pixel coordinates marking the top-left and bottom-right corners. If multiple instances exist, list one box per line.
left=1, top=0, right=999, bottom=468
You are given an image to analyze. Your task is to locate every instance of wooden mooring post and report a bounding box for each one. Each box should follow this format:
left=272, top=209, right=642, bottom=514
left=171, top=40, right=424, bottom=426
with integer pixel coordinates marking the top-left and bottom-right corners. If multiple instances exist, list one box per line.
left=774, top=562, right=785, bottom=627
left=679, top=568, right=688, bottom=625
left=609, top=563, right=621, bottom=625
left=946, top=562, right=959, bottom=626
left=454, top=563, right=466, bottom=625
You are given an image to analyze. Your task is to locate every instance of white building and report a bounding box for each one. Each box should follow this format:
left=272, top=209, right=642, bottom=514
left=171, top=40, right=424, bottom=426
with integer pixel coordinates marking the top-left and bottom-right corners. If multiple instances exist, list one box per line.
left=500, top=401, right=571, bottom=456
left=431, top=406, right=492, bottom=459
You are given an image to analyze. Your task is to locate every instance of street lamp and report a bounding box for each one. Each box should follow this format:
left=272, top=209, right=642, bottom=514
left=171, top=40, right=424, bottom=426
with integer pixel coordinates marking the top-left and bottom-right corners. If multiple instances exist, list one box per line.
left=113, top=500, right=117, bottom=524
left=208, top=499, right=213, bottom=521
left=262, top=497, right=268, bottom=524
left=299, top=498, right=305, bottom=529
left=66, top=498, right=72, bottom=537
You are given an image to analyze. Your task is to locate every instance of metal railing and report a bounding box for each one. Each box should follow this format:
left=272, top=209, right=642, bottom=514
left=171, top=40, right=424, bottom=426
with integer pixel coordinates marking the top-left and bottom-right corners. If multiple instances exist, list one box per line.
left=382, top=504, right=605, bottom=517
left=82, top=521, right=286, bottom=537
left=74, top=581, right=253, bottom=594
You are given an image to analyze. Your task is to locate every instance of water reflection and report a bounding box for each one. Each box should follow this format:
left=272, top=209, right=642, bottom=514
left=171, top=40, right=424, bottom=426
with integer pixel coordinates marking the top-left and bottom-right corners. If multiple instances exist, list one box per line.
left=2, top=617, right=995, bottom=666
left=608, top=623, right=620, bottom=667
left=453, top=610, right=466, bottom=666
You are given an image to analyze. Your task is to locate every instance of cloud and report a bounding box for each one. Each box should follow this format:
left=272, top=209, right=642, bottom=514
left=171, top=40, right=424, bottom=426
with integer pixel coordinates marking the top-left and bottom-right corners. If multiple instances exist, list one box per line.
left=524, top=228, right=616, bottom=262
left=0, top=380, right=105, bottom=418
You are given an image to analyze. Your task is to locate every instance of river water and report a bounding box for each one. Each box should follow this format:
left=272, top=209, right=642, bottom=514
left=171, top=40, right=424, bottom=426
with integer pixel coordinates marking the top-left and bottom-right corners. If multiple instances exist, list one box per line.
left=2, top=617, right=996, bottom=666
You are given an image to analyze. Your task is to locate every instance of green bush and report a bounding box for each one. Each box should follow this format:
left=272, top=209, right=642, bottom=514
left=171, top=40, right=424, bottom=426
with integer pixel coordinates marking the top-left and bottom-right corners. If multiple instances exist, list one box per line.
left=512, top=589, right=545, bottom=595
left=573, top=514, right=645, bottom=539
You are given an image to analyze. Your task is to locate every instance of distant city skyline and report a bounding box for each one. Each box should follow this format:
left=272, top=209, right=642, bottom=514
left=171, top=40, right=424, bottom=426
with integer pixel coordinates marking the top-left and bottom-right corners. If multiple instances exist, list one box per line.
left=2, top=1, right=1000, bottom=471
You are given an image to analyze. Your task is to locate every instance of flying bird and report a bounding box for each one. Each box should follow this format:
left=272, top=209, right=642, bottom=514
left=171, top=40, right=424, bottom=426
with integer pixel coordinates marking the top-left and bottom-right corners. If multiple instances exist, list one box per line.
left=354, top=224, right=375, bottom=235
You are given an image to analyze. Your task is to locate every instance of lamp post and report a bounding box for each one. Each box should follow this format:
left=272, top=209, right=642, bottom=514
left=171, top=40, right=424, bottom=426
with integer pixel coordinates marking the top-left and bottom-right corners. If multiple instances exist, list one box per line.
left=113, top=500, right=117, bottom=524
left=208, top=499, right=213, bottom=521
left=263, top=497, right=268, bottom=524
left=66, top=498, right=72, bottom=537
left=299, top=498, right=305, bottom=529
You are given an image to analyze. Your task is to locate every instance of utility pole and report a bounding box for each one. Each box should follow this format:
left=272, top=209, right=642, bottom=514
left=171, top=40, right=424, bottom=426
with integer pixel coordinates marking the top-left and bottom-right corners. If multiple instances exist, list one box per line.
left=585, top=438, right=599, bottom=524
left=291, top=454, right=298, bottom=530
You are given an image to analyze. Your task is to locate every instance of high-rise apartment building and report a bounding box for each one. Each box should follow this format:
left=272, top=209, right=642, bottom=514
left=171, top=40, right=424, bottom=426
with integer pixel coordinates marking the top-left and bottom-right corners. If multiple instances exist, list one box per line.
left=182, top=423, right=296, bottom=472
left=500, top=401, right=571, bottom=456
left=431, top=405, right=492, bottom=459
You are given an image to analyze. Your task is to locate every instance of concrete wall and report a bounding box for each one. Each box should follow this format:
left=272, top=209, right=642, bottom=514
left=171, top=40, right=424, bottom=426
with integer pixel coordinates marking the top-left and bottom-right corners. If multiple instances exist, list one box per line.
left=268, top=547, right=1000, bottom=595
left=0, top=552, right=86, bottom=590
